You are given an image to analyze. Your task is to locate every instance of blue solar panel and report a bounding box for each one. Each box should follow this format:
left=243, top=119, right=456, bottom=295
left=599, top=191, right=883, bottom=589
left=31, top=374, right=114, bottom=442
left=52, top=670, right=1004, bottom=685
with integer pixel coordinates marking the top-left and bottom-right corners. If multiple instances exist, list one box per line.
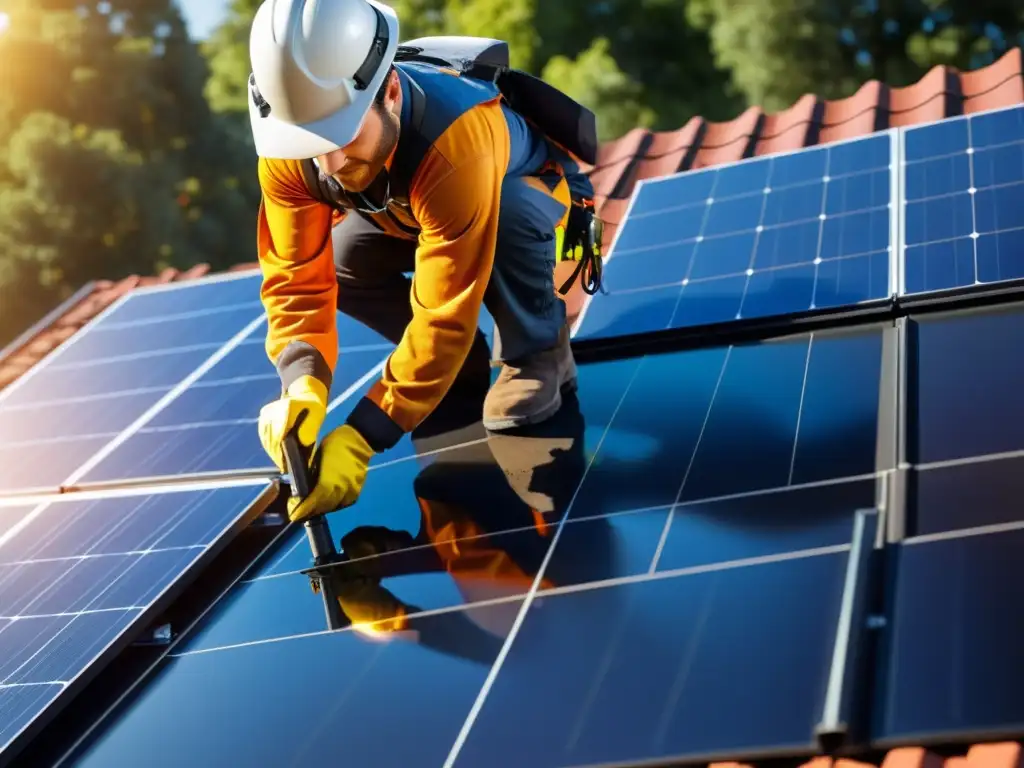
left=908, top=303, right=1024, bottom=535
left=61, top=323, right=886, bottom=767
left=901, top=104, right=1024, bottom=295
left=90, top=275, right=267, bottom=325
left=574, top=133, right=895, bottom=341
left=65, top=288, right=499, bottom=486
left=74, top=316, right=392, bottom=486
left=0, top=480, right=276, bottom=762
left=873, top=301, right=1024, bottom=742
left=0, top=274, right=265, bottom=494
left=878, top=528, right=1024, bottom=742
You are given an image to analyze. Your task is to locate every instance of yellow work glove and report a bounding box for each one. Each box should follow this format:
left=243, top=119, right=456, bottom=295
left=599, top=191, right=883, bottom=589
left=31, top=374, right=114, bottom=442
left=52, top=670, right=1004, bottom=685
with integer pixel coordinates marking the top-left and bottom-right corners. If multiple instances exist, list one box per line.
left=257, top=375, right=329, bottom=473
left=286, top=424, right=374, bottom=522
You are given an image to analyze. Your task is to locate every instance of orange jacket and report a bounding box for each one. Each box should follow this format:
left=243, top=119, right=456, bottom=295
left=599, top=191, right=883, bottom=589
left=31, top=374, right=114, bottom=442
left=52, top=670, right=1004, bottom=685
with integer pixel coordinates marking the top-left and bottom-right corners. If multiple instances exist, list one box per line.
left=256, top=64, right=576, bottom=451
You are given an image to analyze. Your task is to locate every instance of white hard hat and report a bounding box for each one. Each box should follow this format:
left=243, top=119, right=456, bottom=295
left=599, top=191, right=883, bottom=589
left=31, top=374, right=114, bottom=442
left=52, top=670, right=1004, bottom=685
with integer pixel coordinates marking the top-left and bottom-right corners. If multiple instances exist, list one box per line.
left=247, top=0, right=400, bottom=160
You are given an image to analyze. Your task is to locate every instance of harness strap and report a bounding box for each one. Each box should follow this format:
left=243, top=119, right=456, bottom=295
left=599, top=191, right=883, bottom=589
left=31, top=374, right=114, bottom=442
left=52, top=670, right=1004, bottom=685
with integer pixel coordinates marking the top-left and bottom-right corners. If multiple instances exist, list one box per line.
left=388, top=74, right=429, bottom=203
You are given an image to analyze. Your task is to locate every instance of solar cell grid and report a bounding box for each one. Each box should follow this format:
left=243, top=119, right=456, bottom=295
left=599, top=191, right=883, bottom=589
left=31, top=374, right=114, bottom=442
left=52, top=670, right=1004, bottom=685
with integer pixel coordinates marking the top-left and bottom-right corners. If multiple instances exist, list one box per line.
left=60, top=323, right=890, bottom=768
left=73, top=319, right=392, bottom=486
left=0, top=480, right=276, bottom=762
left=574, top=132, right=895, bottom=341
left=0, top=270, right=440, bottom=492
left=875, top=301, right=1024, bottom=743
left=88, top=274, right=266, bottom=325
left=901, top=104, right=1024, bottom=295
left=0, top=275, right=266, bottom=495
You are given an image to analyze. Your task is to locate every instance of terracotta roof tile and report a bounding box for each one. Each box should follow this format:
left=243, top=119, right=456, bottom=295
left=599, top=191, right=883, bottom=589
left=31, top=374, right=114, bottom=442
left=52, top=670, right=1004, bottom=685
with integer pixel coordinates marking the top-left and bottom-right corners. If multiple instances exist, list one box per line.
left=825, top=80, right=885, bottom=124
left=755, top=93, right=820, bottom=155
left=587, top=126, right=651, bottom=203
left=632, top=117, right=704, bottom=182
left=963, top=48, right=1024, bottom=112
left=690, top=105, right=763, bottom=168
left=888, top=64, right=960, bottom=126
left=700, top=104, right=764, bottom=148
left=818, top=80, right=885, bottom=142
left=881, top=747, right=947, bottom=768
left=966, top=75, right=1024, bottom=113
left=962, top=48, right=1023, bottom=98
left=699, top=745, right=1024, bottom=768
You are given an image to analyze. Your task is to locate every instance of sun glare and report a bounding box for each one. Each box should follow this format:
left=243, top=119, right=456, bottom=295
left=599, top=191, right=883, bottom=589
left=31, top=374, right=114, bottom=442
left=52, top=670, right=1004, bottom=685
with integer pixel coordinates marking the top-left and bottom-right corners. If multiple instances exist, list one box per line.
left=0, top=13, right=9, bottom=35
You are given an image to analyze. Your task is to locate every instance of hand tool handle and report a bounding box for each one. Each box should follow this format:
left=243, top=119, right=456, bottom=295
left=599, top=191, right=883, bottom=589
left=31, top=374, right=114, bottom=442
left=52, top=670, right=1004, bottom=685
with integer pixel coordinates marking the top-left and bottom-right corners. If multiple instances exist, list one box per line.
left=283, top=431, right=312, bottom=499
left=284, top=426, right=346, bottom=630
left=283, top=424, right=338, bottom=559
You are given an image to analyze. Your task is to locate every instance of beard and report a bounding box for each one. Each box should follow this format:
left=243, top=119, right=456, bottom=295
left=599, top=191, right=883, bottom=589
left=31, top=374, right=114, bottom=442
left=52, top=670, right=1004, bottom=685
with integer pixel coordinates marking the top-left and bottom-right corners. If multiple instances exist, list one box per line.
left=333, top=106, right=400, bottom=193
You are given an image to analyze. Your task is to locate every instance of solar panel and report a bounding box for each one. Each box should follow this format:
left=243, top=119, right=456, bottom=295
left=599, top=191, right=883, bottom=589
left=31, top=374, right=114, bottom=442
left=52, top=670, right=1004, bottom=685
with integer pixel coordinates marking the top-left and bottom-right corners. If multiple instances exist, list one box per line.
left=60, top=280, right=496, bottom=486
left=906, top=303, right=1024, bottom=534
left=0, top=479, right=277, bottom=764
left=574, top=132, right=896, bottom=341
left=72, top=317, right=393, bottom=487
left=878, top=528, right=1024, bottom=742
left=0, top=274, right=266, bottom=494
left=60, top=323, right=889, bottom=767
left=876, top=301, right=1024, bottom=741
left=901, top=104, right=1024, bottom=297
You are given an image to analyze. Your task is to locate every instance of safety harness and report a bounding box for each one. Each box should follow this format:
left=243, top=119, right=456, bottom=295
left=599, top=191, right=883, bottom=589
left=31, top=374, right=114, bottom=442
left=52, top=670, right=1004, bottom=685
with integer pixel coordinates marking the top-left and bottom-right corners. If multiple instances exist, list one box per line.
left=298, top=36, right=605, bottom=297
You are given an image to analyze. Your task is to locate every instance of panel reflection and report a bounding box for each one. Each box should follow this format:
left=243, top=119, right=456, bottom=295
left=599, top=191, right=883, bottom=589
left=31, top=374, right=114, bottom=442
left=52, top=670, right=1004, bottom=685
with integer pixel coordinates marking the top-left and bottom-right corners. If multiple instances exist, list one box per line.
left=186, top=391, right=616, bottom=650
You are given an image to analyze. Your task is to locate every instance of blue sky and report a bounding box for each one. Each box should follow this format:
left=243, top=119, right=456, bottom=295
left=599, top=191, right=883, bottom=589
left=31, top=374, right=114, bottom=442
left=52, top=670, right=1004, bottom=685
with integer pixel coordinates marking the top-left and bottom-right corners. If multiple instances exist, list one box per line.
left=178, top=0, right=231, bottom=40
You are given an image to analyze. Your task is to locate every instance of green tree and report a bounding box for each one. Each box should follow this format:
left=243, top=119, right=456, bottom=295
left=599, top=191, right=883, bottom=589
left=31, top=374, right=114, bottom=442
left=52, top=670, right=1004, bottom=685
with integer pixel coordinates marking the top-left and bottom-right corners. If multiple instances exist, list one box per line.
left=542, top=38, right=655, bottom=142
left=688, top=0, right=1024, bottom=112
left=536, top=0, right=743, bottom=130
left=202, top=0, right=737, bottom=148
left=0, top=0, right=259, bottom=347
left=202, top=0, right=262, bottom=116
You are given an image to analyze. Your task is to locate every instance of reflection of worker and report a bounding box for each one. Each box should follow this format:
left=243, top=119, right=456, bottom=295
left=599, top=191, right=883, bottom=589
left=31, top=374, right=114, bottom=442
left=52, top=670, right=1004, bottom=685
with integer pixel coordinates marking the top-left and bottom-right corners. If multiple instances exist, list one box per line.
left=250, top=0, right=600, bottom=522
left=329, top=391, right=613, bottom=639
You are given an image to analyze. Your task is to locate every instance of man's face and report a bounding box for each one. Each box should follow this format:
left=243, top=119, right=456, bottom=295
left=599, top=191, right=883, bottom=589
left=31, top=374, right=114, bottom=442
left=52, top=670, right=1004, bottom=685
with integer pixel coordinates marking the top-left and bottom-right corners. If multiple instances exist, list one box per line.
left=317, top=71, right=401, bottom=194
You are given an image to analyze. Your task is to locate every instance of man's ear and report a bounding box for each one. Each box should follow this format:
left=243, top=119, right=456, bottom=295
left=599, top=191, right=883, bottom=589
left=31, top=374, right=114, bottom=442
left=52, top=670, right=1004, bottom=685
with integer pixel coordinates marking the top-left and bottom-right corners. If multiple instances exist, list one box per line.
left=384, top=69, right=401, bottom=110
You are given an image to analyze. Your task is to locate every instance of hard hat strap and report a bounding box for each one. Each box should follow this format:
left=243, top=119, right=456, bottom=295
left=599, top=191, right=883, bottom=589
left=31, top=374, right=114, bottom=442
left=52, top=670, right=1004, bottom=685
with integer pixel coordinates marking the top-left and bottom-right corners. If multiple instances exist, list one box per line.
left=352, top=7, right=391, bottom=92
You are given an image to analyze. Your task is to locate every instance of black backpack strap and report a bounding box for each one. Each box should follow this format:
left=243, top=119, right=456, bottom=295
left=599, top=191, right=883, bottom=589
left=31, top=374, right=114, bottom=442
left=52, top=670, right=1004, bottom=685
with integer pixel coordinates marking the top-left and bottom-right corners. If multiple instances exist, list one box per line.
left=387, top=72, right=429, bottom=203
left=300, top=158, right=348, bottom=214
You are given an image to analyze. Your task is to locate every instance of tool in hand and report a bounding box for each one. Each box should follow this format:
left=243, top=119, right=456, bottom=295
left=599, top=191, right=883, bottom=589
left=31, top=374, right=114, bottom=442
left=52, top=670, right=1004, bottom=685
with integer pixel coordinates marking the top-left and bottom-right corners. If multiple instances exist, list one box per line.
left=283, top=425, right=348, bottom=631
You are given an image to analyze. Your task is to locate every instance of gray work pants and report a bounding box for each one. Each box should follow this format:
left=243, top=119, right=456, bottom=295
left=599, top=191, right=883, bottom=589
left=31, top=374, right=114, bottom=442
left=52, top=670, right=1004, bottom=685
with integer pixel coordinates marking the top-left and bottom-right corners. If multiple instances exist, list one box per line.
left=332, top=166, right=571, bottom=415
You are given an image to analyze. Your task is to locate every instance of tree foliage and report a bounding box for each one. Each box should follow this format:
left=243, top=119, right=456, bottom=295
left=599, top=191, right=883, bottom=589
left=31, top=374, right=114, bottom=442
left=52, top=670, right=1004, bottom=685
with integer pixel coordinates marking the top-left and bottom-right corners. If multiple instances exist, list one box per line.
left=688, top=0, right=1024, bottom=111
left=201, top=0, right=740, bottom=143
left=0, top=0, right=259, bottom=346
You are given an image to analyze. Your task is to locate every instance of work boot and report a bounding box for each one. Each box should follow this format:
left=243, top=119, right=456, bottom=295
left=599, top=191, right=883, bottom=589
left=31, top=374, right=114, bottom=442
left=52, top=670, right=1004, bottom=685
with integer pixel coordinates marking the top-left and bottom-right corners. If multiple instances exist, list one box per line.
left=483, top=325, right=577, bottom=432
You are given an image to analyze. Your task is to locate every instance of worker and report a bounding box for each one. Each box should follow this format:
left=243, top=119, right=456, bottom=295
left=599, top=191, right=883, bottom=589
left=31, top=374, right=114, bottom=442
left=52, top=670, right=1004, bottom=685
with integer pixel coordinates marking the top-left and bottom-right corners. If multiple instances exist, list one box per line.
left=249, top=0, right=599, bottom=523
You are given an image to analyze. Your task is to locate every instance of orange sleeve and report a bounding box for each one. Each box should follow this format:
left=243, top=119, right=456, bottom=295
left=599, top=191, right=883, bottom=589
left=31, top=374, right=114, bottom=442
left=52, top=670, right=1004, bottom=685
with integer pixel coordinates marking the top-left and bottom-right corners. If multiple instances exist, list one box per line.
left=344, top=99, right=510, bottom=451
left=256, top=156, right=340, bottom=393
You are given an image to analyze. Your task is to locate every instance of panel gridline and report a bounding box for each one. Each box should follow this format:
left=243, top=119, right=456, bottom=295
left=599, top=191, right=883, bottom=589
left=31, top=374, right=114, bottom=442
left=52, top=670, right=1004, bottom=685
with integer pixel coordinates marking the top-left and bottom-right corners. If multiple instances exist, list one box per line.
left=0, top=274, right=267, bottom=495
left=902, top=104, right=1024, bottom=296
left=73, top=281, right=498, bottom=485
left=1, top=269, right=487, bottom=492
left=75, top=316, right=393, bottom=486
left=878, top=302, right=1024, bottom=741
left=0, top=481, right=273, bottom=759
left=63, top=325, right=887, bottom=768
left=575, top=132, right=894, bottom=341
